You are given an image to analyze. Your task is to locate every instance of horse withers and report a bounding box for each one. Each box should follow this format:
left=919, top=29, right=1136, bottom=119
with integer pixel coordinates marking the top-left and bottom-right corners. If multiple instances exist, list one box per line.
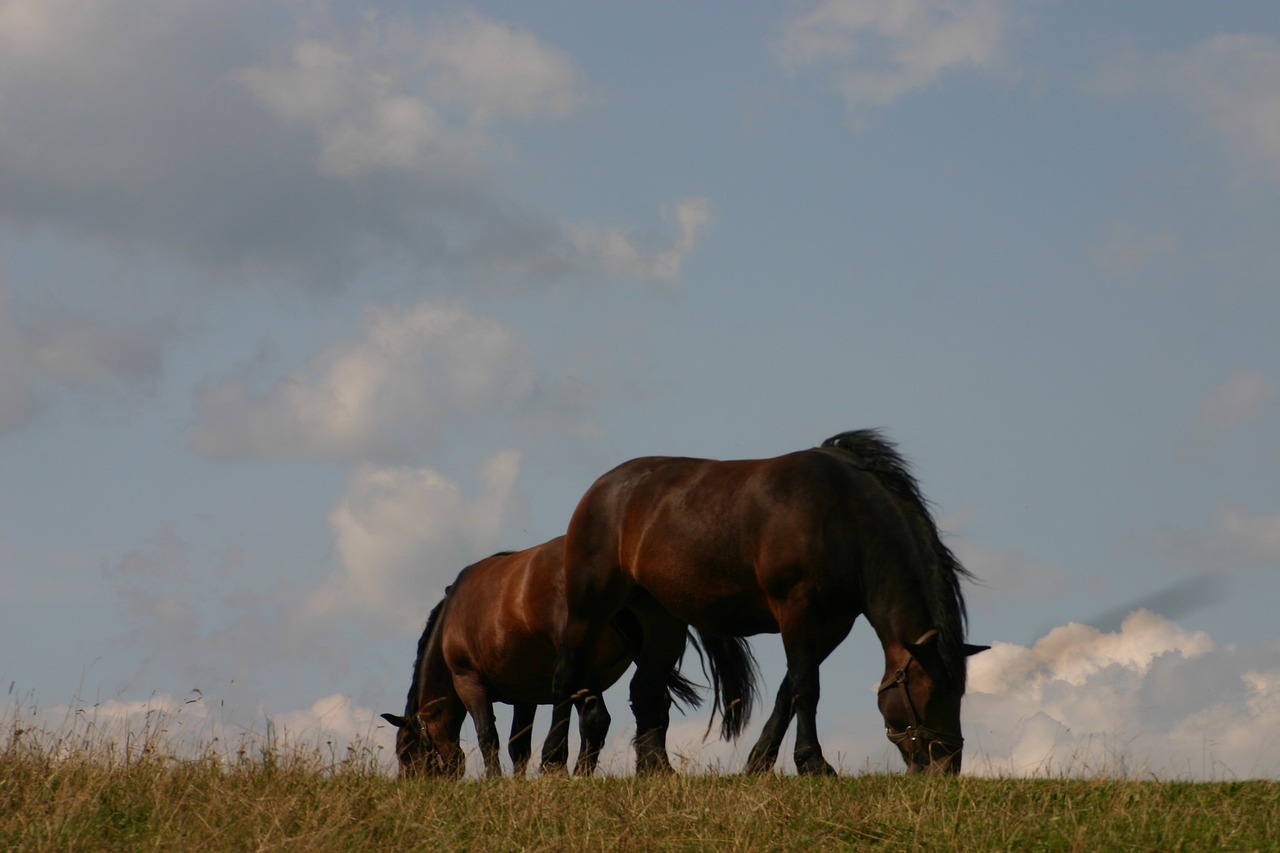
left=383, top=536, right=755, bottom=778
left=552, top=429, right=988, bottom=775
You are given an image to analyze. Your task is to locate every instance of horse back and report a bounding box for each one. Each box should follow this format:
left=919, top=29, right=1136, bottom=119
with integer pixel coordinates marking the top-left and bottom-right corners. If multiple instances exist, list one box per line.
left=565, top=448, right=918, bottom=633
left=440, top=537, right=631, bottom=703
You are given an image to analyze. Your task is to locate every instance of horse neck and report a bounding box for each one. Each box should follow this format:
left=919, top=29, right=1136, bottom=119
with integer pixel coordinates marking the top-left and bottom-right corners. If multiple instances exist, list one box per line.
left=863, top=572, right=936, bottom=667
left=411, top=611, right=459, bottom=718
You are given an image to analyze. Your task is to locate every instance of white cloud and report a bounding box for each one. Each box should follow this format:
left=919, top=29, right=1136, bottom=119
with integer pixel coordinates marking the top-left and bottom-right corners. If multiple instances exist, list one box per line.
left=0, top=2, right=703, bottom=290
left=417, top=10, right=595, bottom=125
left=308, top=450, right=522, bottom=630
left=1192, top=369, right=1276, bottom=445
left=567, top=197, right=713, bottom=285
left=191, top=301, right=558, bottom=462
left=1097, top=34, right=1280, bottom=184
left=965, top=611, right=1280, bottom=778
left=775, top=0, right=1010, bottom=120
left=235, top=12, right=591, bottom=180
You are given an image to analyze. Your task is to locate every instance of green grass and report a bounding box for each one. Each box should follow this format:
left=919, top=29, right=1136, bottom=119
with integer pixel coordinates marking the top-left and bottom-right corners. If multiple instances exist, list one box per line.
left=2, top=713, right=1277, bottom=851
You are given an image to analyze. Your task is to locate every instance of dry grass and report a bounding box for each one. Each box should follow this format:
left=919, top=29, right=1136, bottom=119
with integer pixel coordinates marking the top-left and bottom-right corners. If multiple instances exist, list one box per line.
left=2, top=705, right=1277, bottom=851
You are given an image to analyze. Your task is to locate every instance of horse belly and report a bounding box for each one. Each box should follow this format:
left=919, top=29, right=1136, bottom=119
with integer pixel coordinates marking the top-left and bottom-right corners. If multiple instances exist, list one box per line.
left=630, top=560, right=779, bottom=636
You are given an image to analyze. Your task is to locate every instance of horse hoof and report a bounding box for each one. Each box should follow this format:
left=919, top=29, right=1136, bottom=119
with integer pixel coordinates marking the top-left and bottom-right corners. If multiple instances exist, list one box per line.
left=797, top=758, right=837, bottom=777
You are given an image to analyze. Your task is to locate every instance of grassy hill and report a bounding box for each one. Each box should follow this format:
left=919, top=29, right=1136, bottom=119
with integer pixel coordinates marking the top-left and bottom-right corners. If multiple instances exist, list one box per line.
left=3, top=720, right=1276, bottom=851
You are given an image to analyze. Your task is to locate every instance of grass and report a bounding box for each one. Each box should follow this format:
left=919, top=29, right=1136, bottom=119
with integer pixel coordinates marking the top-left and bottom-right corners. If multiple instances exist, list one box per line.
left=2, top=708, right=1277, bottom=851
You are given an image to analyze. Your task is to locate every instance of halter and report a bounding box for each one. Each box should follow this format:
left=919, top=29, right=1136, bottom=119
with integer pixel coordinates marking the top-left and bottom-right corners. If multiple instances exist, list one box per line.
left=877, top=649, right=964, bottom=766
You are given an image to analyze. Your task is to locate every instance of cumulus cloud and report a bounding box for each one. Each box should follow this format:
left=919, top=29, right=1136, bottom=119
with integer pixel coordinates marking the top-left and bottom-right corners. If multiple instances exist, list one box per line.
left=308, top=450, right=522, bottom=630
left=965, top=611, right=1280, bottom=778
left=0, top=284, right=167, bottom=435
left=191, top=300, right=598, bottom=463
left=775, top=0, right=1010, bottom=122
left=1096, top=33, right=1280, bottom=184
left=235, top=10, right=592, bottom=180
left=1191, top=369, right=1276, bottom=446
left=0, top=1, right=705, bottom=290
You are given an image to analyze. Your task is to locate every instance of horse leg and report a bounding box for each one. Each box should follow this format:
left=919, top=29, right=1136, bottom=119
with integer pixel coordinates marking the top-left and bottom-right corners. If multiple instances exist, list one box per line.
left=573, top=693, right=612, bottom=776
left=508, top=703, right=536, bottom=779
left=540, top=698, right=572, bottom=775
left=454, top=673, right=503, bottom=778
left=745, top=679, right=794, bottom=774
left=780, top=636, right=836, bottom=776
left=629, top=660, right=676, bottom=775
left=628, top=608, right=686, bottom=775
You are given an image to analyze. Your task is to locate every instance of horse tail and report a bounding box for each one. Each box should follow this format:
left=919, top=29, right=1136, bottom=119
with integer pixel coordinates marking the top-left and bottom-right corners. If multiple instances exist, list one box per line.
left=692, top=630, right=760, bottom=741
left=821, top=428, right=974, bottom=687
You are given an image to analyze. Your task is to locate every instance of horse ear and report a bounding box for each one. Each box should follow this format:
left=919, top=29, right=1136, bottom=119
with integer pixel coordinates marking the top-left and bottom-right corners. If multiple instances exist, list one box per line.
left=963, top=643, right=991, bottom=657
left=905, top=629, right=940, bottom=656
left=381, top=713, right=407, bottom=729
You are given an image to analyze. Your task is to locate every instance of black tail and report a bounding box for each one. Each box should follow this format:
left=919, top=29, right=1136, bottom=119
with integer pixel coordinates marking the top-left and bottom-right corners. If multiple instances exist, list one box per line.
left=692, top=630, right=759, bottom=741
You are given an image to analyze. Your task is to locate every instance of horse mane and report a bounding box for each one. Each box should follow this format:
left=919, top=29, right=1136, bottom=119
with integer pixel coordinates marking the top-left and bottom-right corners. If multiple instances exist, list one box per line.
left=820, top=429, right=975, bottom=688
left=400, top=590, right=450, bottom=717
left=400, top=551, right=517, bottom=716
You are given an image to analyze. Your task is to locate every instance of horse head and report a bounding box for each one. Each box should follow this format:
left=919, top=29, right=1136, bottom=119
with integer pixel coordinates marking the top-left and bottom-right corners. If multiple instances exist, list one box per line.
left=876, top=630, right=989, bottom=774
left=380, top=711, right=462, bottom=779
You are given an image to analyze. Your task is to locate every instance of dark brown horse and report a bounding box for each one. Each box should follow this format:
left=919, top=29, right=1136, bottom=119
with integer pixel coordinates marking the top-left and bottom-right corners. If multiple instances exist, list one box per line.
left=383, top=536, right=755, bottom=778
left=552, top=430, right=988, bottom=775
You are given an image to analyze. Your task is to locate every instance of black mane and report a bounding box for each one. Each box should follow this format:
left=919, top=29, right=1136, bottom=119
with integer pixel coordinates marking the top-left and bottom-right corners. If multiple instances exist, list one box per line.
left=820, top=429, right=974, bottom=687
left=400, top=593, right=449, bottom=717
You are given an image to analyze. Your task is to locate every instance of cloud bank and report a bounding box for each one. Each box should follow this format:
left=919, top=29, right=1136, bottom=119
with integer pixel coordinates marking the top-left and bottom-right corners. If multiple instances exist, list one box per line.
left=965, top=611, right=1280, bottom=779
left=0, top=0, right=708, bottom=290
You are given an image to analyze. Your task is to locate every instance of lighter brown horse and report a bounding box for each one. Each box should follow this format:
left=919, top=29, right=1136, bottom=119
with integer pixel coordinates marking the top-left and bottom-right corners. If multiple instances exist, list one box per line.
left=552, top=430, right=988, bottom=776
left=383, top=536, right=755, bottom=778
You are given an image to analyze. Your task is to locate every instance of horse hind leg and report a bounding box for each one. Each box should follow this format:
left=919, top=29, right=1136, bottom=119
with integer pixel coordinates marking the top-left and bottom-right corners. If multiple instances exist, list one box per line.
left=745, top=679, right=794, bottom=774
left=539, top=699, right=572, bottom=775
left=574, top=692, right=611, bottom=776
left=508, top=704, right=536, bottom=778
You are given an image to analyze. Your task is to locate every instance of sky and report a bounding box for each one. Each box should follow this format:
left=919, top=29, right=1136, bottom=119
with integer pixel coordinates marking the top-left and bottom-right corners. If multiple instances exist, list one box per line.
left=2, top=0, right=1279, bottom=779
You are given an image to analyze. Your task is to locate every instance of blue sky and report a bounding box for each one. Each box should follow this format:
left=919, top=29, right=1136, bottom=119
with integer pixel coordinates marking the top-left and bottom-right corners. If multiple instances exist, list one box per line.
left=2, top=1, right=1279, bottom=778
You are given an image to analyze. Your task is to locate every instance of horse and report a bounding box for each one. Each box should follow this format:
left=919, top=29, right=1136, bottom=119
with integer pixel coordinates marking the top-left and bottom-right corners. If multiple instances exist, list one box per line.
left=552, top=429, right=988, bottom=776
left=382, top=536, right=757, bottom=778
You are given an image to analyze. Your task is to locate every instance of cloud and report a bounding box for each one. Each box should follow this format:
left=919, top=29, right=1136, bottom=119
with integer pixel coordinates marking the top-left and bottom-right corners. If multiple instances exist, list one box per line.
left=965, top=611, right=1280, bottom=778
left=775, top=0, right=1010, bottom=121
left=235, top=10, right=592, bottom=180
left=0, top=1, right=704, bottom=290
left=1191, top=369, right=1276, bottom=446
left=0, top=284, right=167, bottom=435
left=1096, top=34, right=1280, bottom=184
left=307, top=450, right=522, bottom=630
left=567, top=197, right=714, bottom=285
left=1211, top=502, right=1280, bottom=563
left=191, top=300, right=599, bottom=463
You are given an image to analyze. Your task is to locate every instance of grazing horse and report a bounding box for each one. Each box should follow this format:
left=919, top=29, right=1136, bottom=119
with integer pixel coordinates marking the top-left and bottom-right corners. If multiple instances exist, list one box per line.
left=552, top=429, right=988, bottom=775
left=383, top=536, right=755, bottom=778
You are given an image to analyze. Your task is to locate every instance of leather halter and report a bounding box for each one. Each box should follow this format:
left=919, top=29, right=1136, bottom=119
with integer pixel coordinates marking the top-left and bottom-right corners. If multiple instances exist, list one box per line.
left=877, top=648, right=964, bottom=765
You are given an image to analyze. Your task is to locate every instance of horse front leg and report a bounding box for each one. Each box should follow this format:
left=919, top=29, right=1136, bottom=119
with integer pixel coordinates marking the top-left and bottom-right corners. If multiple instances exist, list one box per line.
left=508, top=703, right=536, bottom=778
left=455, top=674, right=503, bottom=778
left=784, top=648, right=836, bottom=776
left=745, top=679, right=794, bottom=774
